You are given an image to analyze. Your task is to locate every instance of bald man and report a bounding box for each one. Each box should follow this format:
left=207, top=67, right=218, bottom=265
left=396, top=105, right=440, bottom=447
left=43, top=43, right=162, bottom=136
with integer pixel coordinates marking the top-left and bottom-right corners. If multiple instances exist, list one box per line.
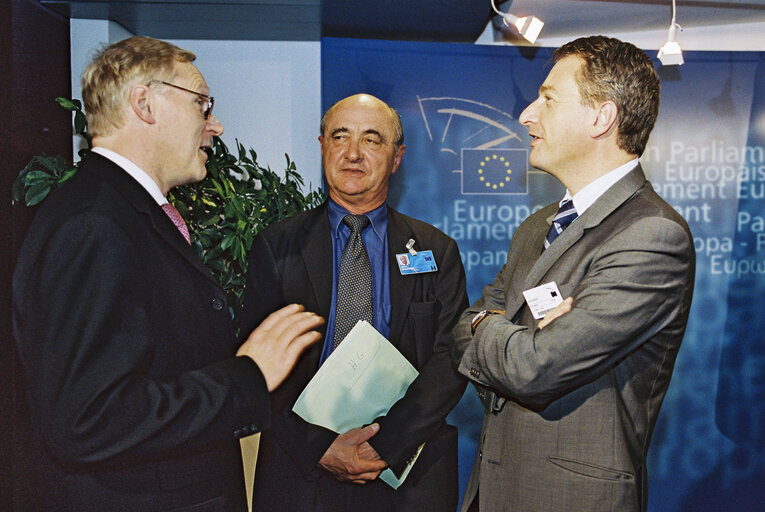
left=240, top=94, right=469, bottom=511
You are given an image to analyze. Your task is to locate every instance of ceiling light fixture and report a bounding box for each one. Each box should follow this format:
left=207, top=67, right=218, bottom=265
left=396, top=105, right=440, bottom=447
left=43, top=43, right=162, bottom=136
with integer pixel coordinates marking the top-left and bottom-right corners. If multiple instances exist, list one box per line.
left=491, top=0, right=544, bottom=44
left=658, top=0, right=684, bottom=66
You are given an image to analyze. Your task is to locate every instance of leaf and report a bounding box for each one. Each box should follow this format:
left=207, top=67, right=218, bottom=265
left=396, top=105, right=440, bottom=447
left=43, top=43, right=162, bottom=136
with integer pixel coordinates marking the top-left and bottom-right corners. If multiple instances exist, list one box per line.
left=38, top=157, right=63, bottom=174
left=233, top=239, right=245, bottom=264
left=24, top=170, right=53, bottom=184
left=55, top=97, right=79, bottom=111
left=74, top=111, right=87, bottom=135
left=59, top=168, right=78, bottom=184
left=212, top=180, right=225, bottom=197
left=221, top=233, right=236, bottom=251
left=25, top=183, right=52, bottom=206
left=237, top=140, right=247, bottom=162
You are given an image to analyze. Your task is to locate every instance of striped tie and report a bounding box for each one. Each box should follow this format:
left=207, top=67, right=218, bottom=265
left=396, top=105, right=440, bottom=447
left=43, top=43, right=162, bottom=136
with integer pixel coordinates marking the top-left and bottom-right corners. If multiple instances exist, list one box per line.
left=544, top=199, right=577, bottom=250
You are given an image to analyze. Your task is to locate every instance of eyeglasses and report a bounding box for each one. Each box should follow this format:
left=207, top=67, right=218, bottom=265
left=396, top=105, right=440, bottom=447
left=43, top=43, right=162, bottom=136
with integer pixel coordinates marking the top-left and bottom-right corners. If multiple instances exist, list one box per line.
left=155, top=81, right=214, bottom=120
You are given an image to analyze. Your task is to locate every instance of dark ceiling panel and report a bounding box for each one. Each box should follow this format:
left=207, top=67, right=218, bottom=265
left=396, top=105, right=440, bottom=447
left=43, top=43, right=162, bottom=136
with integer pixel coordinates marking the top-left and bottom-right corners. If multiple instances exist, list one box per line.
left=43, top=0, right=322, bottom=40
left=42, top=0, right=493, bottom=41
left=322, top=0, right=492, bottom=42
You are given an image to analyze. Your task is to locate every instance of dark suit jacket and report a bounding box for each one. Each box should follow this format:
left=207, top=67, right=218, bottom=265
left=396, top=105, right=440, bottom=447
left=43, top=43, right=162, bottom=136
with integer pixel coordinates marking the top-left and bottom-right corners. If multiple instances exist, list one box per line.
left=452, top=165, right=695, bottom=511
left=239, top=203, right=469, bottom=512
left=13, top=152, right=272, bottom=511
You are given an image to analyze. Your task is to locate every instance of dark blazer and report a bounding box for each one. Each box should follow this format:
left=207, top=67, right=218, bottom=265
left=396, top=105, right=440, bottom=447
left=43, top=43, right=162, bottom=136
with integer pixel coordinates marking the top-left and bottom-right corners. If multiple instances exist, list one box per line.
left=240, top=203, right=469, bottom=512
left=13, top=152, right=272, bottom=512
left=452, top=165, right=695, bottom=511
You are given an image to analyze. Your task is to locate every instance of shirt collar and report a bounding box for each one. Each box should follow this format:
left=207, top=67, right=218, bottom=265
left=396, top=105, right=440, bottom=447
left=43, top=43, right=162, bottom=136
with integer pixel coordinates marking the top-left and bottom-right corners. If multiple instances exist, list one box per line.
left=91, top=147, right=167, bottom=206
left=327, top=199, right=388, bottom=242
left=564, top=158, right=639, bottom=215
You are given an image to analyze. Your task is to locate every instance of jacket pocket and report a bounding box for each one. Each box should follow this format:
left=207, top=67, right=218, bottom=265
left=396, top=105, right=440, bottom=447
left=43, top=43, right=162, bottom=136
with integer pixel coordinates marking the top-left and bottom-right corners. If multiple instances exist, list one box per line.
left=547, top=456, right=634, bottom=482
left=168, top=495, right=225, bottom=512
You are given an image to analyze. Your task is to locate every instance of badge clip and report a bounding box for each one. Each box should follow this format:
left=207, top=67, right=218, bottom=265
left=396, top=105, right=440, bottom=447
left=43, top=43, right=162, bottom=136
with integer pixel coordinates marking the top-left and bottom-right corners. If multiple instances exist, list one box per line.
left=406, top=238, right=417, bottom=256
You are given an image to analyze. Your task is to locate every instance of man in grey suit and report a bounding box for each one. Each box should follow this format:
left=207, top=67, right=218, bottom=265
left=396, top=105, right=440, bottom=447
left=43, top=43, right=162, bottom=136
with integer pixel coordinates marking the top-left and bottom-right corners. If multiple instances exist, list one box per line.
left=451, top=36, right=695, bottom=511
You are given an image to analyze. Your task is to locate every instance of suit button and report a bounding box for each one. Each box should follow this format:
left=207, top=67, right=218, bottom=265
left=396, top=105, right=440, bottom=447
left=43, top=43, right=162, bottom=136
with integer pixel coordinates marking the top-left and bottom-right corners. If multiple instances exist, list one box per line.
left=211, top=297, right=224, bottom=311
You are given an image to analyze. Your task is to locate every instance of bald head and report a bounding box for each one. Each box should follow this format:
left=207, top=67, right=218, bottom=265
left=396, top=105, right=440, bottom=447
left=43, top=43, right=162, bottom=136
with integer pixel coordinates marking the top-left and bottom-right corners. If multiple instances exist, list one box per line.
left=320, top=94, right=404, bottom=148
left=318, top=93, right=407, bottom=214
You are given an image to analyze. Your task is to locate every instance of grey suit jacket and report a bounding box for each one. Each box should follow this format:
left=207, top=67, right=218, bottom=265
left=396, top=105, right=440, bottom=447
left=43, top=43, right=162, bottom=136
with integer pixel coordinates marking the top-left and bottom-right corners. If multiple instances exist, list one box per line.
left=451, top=165, right=695, bottom=512
left=239, top=203, right=469, bottom=512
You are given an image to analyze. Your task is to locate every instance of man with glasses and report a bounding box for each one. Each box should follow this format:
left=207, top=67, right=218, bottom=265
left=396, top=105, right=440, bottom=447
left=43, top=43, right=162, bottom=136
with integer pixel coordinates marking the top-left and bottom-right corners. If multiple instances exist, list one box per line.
left=13, top=36, right=323, bottom=511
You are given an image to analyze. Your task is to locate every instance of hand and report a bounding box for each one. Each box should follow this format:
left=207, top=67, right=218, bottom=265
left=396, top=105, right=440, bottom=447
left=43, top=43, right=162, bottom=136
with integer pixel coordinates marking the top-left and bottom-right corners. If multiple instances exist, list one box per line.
left=318, top=424, right=388, bottom=484
left=538, top=297, right=573, bottom=330
left=237, top=304, right=324, bottom=391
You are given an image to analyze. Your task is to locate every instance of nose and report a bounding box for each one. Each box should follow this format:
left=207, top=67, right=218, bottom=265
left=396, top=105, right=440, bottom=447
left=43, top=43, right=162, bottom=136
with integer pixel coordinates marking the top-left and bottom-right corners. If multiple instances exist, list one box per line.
left=518, top=98, right=540, bottom=126
left=207, top=114, right=224, bottom=136
left=345, top=138, right=362, bottom=162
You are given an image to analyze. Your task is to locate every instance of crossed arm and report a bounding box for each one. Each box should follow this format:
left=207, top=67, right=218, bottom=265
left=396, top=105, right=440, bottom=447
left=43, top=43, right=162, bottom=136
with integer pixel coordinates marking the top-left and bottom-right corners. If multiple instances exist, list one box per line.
left=452, top=216, right=693, bottom=411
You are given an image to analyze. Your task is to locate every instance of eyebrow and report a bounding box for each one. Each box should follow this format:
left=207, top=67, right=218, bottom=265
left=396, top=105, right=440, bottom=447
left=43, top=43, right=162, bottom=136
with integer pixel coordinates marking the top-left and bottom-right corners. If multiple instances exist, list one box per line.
left=330, top=127, right=386, bottom=142
left=539, top=84, right=555, bottom=96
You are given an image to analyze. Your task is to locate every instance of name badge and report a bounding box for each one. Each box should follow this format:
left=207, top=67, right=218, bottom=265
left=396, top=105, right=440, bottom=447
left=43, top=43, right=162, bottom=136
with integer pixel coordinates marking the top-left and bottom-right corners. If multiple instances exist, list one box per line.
left=522, top=281, right=563, bottom=319
left=396, top=250, right=438, bottom=275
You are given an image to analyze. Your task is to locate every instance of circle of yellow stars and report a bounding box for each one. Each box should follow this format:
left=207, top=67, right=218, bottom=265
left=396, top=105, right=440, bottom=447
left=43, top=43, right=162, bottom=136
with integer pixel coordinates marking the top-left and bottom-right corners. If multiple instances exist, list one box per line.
left=477, top=154, right=513, bottom=189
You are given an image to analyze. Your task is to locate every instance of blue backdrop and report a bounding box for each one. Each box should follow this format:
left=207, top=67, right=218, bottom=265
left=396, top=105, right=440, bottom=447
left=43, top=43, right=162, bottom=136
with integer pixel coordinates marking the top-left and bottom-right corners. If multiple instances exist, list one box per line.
left=322, top=37, right=765, bottom=511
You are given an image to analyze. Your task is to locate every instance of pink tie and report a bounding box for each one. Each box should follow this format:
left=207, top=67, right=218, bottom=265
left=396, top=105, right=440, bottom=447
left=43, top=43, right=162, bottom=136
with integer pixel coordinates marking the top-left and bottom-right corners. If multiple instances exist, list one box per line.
left=161, top=203, right=191, bottom=244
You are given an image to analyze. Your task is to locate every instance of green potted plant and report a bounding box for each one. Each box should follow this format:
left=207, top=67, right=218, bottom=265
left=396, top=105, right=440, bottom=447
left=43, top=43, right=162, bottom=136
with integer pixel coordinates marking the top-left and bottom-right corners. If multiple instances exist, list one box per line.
left=12, top=97, right=325, bottom=328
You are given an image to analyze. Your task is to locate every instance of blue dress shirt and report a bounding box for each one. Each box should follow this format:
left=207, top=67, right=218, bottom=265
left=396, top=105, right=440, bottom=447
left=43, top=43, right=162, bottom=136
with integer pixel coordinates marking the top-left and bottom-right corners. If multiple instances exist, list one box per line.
left=320, top=200, right=391, bottom=364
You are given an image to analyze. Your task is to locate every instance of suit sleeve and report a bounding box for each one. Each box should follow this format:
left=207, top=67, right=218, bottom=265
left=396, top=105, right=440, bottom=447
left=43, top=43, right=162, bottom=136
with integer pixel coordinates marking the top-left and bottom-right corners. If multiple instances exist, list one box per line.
left=13, top=213, right=271, bottom=469
left=455, top=216, right=694, bottom=412
left=370, top=236, right=469, bottom=472
left=240, top=232, right=338, bottom=478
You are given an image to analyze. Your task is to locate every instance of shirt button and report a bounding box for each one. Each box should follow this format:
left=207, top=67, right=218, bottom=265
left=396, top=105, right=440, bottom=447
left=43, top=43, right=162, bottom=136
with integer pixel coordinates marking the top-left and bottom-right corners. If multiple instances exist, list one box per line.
left=211, top=297, right=224, bottom=311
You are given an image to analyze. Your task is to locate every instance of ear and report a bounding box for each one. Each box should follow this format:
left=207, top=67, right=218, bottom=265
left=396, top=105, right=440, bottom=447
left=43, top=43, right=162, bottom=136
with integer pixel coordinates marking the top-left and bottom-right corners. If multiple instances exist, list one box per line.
left=390, top=144, right=406, bottom=174
left=130, top=84, right=156, bottom=125
left=591, top=100, right=618, bottom=139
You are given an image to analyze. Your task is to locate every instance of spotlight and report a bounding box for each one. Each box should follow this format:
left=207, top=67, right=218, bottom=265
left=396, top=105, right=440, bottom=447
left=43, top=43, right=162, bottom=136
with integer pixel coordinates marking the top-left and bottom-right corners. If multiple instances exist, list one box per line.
left=658, top=0, right=684, bottom=66
left=491, top=0, right=544, bottom=44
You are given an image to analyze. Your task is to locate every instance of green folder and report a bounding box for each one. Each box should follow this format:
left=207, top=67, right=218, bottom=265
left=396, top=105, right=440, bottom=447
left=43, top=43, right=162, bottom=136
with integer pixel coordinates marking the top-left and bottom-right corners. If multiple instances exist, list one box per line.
left=292, top=320, right=424, bottom=488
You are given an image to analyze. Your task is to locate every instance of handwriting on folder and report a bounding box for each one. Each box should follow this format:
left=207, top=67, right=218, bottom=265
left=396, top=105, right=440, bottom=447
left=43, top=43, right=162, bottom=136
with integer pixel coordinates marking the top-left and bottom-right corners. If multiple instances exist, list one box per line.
left=292, top=320, right=424, bottom=488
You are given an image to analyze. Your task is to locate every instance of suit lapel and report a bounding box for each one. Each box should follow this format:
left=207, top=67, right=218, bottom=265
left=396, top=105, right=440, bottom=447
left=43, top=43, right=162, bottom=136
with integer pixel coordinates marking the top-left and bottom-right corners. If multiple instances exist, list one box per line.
left=512, top=165, right=648, bottom=318
left=83, top=152, right=221, bottom=289
left=299, top=205, right=334, bottom=320
left=503, top=205, right=554, bottom=319
left=387, top=209, right=416, bottom=346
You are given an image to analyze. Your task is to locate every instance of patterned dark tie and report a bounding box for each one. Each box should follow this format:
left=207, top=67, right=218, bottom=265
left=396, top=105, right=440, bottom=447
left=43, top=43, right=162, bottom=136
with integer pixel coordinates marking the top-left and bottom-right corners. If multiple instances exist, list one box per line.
left=333, top=215, right=373, bottom=349
left=162, top=203, right=191, bottom=244
left=544, top=199, right=578, bottom=250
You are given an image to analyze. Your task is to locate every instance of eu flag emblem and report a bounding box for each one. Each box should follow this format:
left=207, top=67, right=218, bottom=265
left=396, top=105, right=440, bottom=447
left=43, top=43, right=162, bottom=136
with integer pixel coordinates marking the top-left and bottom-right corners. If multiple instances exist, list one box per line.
left=461, top=148, right=528, bottom=195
